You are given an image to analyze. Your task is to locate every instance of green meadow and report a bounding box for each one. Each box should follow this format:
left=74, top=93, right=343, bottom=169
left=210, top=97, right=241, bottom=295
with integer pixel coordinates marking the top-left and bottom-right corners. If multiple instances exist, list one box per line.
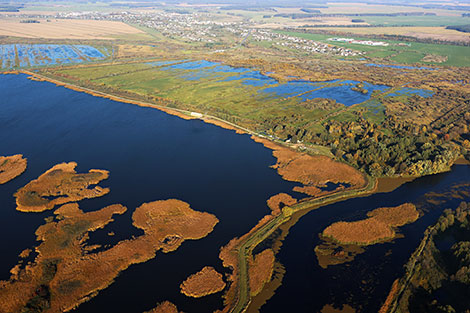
left=276, top=30, right=470, bottom=67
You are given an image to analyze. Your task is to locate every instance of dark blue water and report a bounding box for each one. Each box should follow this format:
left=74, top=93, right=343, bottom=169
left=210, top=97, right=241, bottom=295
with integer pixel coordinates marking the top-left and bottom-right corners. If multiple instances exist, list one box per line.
left=261, top=165, right=470, bottom=313
left=0, top=73, right=304, bottom=313
left=0, top=44, right=108, bottom=69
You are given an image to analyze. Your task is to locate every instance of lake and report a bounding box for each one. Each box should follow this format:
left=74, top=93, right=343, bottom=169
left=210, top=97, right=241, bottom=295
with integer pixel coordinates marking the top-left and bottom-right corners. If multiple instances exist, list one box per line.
left=0, top=73, right=303, bottom=313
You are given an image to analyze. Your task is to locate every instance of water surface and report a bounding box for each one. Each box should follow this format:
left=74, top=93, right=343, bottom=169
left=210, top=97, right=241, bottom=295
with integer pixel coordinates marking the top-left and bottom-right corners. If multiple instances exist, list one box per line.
left=261, top=164, right=470, bottom=313
left=0, top=73, right=303, bottom=313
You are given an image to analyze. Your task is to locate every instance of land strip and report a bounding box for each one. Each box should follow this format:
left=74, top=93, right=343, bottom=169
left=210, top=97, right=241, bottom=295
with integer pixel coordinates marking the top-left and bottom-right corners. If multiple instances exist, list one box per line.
left=229, top=175, right=377, bottom=313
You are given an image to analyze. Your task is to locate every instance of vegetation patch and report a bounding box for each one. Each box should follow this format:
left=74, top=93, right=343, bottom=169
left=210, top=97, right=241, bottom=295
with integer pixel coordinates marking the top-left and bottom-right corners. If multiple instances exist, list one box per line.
left=322, top=203, right=418, bottom=245
left=248, top=249, right=275, bottom=296
left=252, top=136, right=367, bottom=197
left=0, top=154, right=27, bottom=184
left=144, top=301, right=181, bottom=313
left=266, top=193, right=297, bottom=215
left=0, top=196, right=218, bottom=313
left=315, top=203, right=418, bottom=268
left=180, top=266, right=226, bottom=298
left=14, top=162, right=110, bottom=212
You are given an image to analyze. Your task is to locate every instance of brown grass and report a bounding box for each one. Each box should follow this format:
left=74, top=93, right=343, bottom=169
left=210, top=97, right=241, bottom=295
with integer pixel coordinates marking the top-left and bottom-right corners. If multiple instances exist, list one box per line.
left=180, top=266, right=226, bottom=298
left=0, top=199, right=218, bottom=313
left=379, top=279, right=400, bottom=313
left=321, top=304, right=356, bottom=313
left=0, top=154, right=27, bottom=184
left=322, top=203, right=418, bottom=245
left=145, top=301, right=181, bottom=313
left=14, top=162, right=109, bottom=212
left=367, top=203, right=419, bottom=227
left=252, top=136, right=367, bottom=197
left=0, top=18, right=143, bottom=39
left=266, top=193, right=297, bottom=215
left=248, top=249, right=275, bottom=297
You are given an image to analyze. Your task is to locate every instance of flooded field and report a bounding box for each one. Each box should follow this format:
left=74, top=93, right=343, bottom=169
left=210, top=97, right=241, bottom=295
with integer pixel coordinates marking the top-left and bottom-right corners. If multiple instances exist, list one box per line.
left=0, top=44, right=109, bottom=69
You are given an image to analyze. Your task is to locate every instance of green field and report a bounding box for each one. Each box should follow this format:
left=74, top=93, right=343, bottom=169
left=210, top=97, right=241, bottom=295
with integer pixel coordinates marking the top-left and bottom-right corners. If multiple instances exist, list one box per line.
left=276, top=30, right=470, bottom=66
left=361, top=15, right=470, bottom=27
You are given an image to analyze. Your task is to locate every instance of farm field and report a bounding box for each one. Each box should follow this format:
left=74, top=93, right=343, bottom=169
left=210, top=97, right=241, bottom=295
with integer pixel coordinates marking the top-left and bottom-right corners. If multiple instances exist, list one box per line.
left=360, top=15, right=470, bottom=27
left=0, top=19, right=144, bottom=39
left=319, top=26, right=470, bottom=43
left=0, top=44, right=109, bottom=69
left=276, top=30, right=470, bottom=66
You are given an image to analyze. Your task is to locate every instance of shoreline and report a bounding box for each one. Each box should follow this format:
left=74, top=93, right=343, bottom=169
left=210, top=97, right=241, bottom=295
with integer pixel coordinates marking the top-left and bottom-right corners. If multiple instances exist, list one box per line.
left=18, top=70, right=253, bottom=136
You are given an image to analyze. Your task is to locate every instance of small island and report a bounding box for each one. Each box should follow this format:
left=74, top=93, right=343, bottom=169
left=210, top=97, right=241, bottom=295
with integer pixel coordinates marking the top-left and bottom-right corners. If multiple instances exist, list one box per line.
left=14, top=162, right=110, bottom=212
left=145, top=301, right=180, bottom=313
left=0, top=154, right=27, bottom=184
left=315, top=203, right=419, bottom=268
left=322, top=203, right=419, bottom=245
left=180, top=266, right=226, bottom=298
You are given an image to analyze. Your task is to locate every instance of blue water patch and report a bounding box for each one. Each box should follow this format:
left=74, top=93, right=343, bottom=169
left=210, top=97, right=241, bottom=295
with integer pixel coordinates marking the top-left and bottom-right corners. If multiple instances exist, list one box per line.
left=366, top=63, right=436, bottom=70
left=210, top=65, right=250, bottom=74
left=263, top=80, right=338, bottom=98
left=220, top=70, right=278, bottom=87
left=152, top=59, right=394, bottom=106
left=146, top=60, right=186, bottom=67
left=0, top=44, right=108, bottom=69
left=161, top=60, right=219, bottom=70
left=243, top=79, right=277, bottom=87
left=386, top=87, right=434, bottom=98
left=299, top=81, right=389, bottom=106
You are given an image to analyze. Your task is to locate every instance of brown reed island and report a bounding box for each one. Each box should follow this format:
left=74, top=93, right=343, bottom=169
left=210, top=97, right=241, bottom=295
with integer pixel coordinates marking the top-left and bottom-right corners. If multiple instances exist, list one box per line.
left=14, top=162, right=110, bottom=212
left=0, top=154, right=27, bottom=184
left=323, top=203, right=419, bottom=245
left=0, top=199, right=218, bottom=313
left=145, top=301, right=181, bottom=313
left=315, top=203, right=419, bottom=268
left=180, top=266, right=226, bottom=298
